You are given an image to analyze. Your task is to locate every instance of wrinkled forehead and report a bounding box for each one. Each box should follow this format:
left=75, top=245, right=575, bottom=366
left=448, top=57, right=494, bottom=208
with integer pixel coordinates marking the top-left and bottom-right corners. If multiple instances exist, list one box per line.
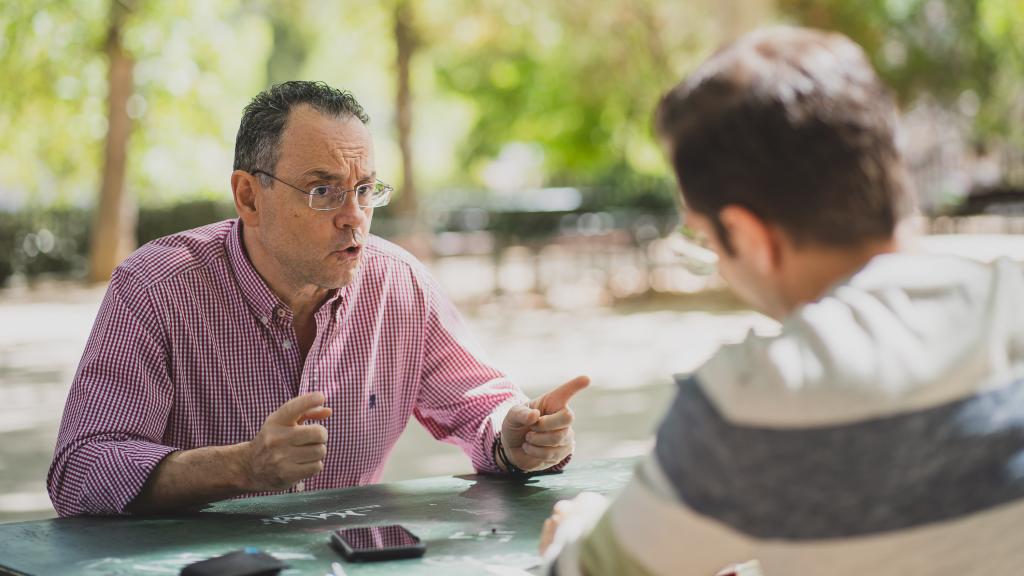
left=277, top=106, right=375, bottom=179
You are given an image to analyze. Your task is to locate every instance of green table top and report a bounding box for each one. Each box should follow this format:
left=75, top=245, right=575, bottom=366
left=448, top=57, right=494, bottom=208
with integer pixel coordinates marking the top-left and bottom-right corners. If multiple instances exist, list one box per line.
left=0, top=457, right=639, bottom=575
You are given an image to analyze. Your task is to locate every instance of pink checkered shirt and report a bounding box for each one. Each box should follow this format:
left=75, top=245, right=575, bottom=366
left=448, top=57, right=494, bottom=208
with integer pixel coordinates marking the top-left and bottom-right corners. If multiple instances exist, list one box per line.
left=48, top=219, right=529, bottom=516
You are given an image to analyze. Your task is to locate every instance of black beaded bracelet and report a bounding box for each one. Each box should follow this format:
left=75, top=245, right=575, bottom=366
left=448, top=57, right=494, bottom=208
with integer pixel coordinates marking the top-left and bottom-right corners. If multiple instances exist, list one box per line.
left=493, top=432, right=529, bottom=477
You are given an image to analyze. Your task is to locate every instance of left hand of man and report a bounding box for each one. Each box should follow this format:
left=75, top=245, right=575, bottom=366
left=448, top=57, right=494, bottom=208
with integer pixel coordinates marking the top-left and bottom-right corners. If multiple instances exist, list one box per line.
left=540, top=492, right=609, bottom=556
left=500, top=375, right=589, bottom=472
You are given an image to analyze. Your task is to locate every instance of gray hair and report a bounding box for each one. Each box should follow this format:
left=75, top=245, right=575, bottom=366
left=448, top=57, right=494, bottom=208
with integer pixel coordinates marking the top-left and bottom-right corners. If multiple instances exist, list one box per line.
left=233, top=81, right=370, bottom=184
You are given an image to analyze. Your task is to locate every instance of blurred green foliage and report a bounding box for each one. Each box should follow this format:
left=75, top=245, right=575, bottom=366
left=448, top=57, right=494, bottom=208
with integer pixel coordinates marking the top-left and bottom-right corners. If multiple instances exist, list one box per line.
left=0, top=0, right=270, bottom=206
left=1, top=0, right=1023, bottom=285
left=0, top=207, right=90, bottom=284
left=781, top=0, right=1024, bottom=145
left=0, top=200, right=239, bottom=285
left=0, top=0, right=704, bottom=210
left=428, top=0, right=704, bottom=179
left=3, top=1, right=1021, bottom=205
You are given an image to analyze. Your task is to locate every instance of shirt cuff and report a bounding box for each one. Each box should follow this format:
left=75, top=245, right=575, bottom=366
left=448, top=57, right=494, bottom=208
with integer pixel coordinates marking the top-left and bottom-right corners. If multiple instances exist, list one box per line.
left=545, top=452, right=573, bottom=473
left=484, top=406, right=575, bottom=476
left=70, top=440, right=178, bottom=516
left=477, top=397, right=525, bottom=474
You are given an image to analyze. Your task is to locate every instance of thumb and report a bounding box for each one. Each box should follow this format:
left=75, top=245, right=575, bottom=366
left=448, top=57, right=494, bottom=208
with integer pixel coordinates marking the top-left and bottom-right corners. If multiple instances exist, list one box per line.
left=505, top=404, right=541, bottom=431
left=270, top=392, right=326, bottom=426
left=535, top=375, right=590, bottom=414
left=300, top=406, right=332, bottom=422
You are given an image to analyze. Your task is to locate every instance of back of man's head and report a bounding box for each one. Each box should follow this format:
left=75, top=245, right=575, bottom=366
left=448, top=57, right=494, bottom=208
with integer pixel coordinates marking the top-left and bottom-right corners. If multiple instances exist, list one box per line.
left=655, top=26, right=914, bottom=249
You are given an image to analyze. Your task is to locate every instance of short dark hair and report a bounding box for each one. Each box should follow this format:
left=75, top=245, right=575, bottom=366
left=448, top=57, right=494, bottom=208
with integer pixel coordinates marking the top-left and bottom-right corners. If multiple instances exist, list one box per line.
left=655, top=27, right=913, bottom=249
left=233, top=81, right=370, bottom=179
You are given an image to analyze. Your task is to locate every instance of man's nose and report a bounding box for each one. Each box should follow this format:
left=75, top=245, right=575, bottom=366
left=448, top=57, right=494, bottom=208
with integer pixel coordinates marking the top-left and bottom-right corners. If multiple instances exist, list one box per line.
left=333, top=191, right=369, bottom=229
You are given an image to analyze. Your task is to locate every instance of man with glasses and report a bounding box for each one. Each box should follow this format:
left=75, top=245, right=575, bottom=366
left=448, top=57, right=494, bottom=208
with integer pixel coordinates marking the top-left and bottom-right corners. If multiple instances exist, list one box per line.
left=538, top=27, right=1024, bottom=575
left=48, top=81, right=587, bottom=516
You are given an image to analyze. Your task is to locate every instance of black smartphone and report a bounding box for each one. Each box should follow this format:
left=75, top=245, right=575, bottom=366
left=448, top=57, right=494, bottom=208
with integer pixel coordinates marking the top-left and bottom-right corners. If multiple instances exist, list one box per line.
left=330, top=525, right=425, bottom=562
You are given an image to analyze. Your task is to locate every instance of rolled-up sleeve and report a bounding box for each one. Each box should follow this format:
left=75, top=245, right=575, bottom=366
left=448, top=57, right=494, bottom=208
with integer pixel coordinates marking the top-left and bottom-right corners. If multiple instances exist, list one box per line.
left=47, top=267, right=176, bottom=516
left=412, top=272, right=528, bottom=474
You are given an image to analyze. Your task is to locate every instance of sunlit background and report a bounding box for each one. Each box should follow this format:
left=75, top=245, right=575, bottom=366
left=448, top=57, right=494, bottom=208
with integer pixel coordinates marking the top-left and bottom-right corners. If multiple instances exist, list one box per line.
left=1, top=0, right=1022, bottom=523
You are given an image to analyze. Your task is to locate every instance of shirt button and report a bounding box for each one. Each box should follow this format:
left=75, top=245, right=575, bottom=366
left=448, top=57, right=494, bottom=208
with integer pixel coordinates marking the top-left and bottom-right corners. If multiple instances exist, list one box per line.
left=295, top=481, right=305, bottom=492
left=260, top=316, right=269, bottom=325
left=276, top=308, right=287, bottom=318
left=283, top=340, right=293, bottom=350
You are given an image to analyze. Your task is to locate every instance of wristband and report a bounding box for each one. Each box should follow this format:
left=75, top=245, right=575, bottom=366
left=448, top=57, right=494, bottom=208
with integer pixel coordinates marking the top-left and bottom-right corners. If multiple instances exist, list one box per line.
left=494, top=432, right=530, bottom=477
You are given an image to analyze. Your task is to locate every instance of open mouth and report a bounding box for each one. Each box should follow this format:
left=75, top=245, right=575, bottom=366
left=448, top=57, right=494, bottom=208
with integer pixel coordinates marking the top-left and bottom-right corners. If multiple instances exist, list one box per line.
left=336, top=228, right=363, bottom=257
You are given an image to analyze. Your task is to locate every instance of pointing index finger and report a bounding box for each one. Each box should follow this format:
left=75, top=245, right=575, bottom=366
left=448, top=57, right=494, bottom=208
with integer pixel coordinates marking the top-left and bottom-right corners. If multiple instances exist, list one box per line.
left=536, top=375, right=589, bottom=415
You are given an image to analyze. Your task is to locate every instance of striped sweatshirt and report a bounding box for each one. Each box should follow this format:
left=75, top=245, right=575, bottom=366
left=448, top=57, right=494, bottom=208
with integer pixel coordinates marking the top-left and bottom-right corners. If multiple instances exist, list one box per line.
left=546, top=252, right=1024, bottom=575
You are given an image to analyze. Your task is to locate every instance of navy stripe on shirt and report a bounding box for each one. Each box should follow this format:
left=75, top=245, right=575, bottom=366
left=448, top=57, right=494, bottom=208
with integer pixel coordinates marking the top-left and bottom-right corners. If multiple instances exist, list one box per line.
left=655, top=374, right=1024, bottom=539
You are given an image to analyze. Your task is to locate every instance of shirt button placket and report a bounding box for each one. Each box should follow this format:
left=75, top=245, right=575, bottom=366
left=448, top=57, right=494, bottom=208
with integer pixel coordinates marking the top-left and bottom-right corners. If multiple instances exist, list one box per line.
left=276, top=309, right=293, bottom=350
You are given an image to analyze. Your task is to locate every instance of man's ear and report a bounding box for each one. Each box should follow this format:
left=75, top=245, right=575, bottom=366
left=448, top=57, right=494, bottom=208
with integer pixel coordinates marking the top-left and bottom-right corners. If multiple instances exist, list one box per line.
left=718, top=205, right=782, bottom=276
left=231, top=170, right=259, bottom=228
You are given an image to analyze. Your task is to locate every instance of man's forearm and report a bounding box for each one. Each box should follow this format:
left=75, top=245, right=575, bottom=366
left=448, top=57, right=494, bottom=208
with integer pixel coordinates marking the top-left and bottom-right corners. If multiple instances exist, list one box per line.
left=128, top=442, right=252, bottom=514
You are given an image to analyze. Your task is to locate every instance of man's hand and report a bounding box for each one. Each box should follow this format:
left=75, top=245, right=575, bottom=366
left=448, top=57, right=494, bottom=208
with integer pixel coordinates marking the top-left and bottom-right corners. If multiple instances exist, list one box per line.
left=540, top=499, right=570, bottom=555
left=501, top=375, right=589, bottom=472
left=241, top=392, right=332, bottom=492
left=540, top=492, right=609, bottom=556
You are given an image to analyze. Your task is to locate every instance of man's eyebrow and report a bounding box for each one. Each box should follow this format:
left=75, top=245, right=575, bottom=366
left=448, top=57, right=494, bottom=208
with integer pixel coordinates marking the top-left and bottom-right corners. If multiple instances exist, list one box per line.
left=300, top=169, right=343, bottom=182
left=299, top=169, right=377, bottom=183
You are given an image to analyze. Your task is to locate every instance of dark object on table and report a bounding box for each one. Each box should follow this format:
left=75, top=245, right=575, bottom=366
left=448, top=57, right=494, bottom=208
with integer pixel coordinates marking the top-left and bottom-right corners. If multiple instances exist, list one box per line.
left=331, top=525, right=426, bottom=562
left=180, top=548, right=288, bottom=576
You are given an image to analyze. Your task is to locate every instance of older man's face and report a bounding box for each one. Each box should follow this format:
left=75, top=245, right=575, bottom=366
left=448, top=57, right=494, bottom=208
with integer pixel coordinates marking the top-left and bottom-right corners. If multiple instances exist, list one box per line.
left=255, top=105, right=376, bottom=291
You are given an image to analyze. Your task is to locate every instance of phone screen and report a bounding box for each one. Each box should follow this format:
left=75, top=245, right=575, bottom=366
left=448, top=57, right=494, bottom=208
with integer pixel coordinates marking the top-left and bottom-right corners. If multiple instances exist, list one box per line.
left=335, top=525, right=420, bottom=552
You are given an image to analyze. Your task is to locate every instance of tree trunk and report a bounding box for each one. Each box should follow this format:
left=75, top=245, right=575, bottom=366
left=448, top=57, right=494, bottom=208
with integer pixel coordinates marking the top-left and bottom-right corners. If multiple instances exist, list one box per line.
left=88, top=0, right=135, bottom=283
left=266, top=4, right=309, bottom=86
left=394, top=0, right=417, bottom=218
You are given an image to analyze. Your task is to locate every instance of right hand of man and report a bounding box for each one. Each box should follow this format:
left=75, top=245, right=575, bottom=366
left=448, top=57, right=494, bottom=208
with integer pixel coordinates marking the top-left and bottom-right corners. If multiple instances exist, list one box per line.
left=241, top=392, right=331, bottom=492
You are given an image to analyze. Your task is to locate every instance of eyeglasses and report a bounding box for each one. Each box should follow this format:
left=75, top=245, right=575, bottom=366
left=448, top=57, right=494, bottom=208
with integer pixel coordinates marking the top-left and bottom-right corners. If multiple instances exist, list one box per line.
left=252, top=170, right=393, bottom=210
left=673, top=225, right=719, bottom=275
left=680, top=225, right=711, bottom=249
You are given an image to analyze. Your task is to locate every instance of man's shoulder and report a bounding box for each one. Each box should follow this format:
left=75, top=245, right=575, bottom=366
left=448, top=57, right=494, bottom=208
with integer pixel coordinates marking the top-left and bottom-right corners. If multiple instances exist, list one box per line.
left=694, top=252, right=1024, bottom=427
left=362, top=235, right=431, bottom=282
left=116, top=219, right=235, bottom=288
